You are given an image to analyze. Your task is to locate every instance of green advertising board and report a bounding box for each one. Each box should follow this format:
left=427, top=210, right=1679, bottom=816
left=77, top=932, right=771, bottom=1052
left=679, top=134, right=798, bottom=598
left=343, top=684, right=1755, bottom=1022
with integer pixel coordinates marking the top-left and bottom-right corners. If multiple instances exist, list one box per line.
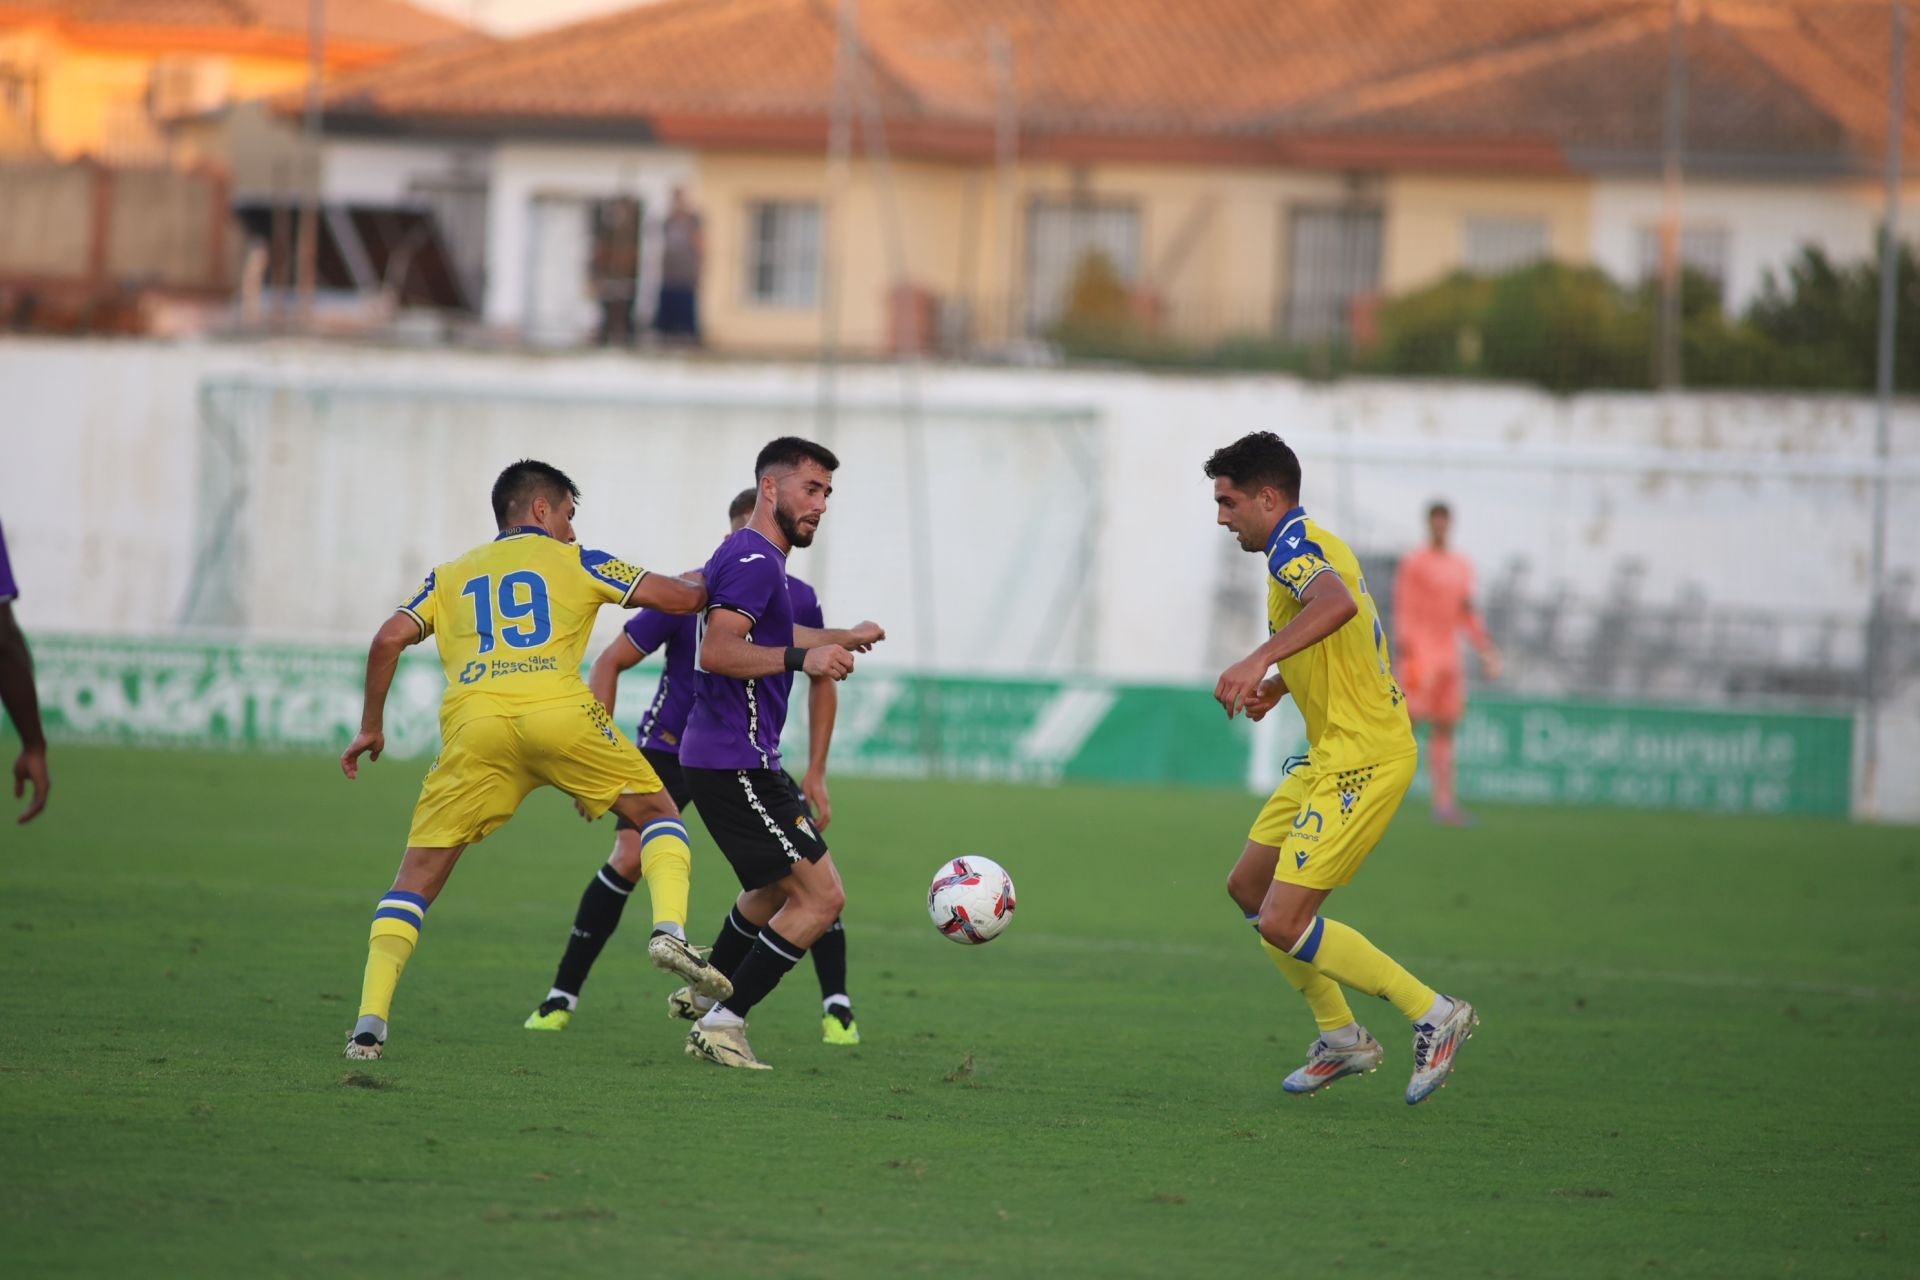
left=19, top=635, right=1854, bottom=817
left=1435, top=696, right=1855, bottom=817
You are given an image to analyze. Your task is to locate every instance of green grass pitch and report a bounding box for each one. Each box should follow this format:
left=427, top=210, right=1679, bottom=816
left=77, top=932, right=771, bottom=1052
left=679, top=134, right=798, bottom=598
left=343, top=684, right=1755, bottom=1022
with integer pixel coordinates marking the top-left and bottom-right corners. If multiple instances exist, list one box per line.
left=1, top=744, right=1915, bottom=1277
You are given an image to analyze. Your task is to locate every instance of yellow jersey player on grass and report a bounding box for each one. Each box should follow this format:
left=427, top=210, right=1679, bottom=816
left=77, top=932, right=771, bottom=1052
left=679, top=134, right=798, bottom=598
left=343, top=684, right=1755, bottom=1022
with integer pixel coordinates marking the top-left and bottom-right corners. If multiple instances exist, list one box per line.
left=1207, top=431, right=1480, bottom=1105
left=337, top=460, right=733, bottom=1061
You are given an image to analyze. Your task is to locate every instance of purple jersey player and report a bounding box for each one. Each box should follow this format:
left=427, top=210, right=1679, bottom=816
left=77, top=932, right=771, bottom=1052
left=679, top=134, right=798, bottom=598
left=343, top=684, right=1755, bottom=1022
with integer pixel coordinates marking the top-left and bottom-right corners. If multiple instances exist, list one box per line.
left=624, top=607, right=698, bottom=754
left=599, top=575, right=819, bottom=761
left=0, top=518, right=51, bottom=823
left=0, top=522, right=16, bottom=605
left=679, top=524, right=801, bottom=771
left=680, top=437, right=883, bottom=1070
left=530, top=485, right=862, bottom=1047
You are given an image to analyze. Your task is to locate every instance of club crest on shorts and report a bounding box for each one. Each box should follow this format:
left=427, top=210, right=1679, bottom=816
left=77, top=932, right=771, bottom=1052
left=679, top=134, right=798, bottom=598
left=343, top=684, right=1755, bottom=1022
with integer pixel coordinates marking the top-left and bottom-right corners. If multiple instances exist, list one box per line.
left=795, top=814, right=817, bottom=840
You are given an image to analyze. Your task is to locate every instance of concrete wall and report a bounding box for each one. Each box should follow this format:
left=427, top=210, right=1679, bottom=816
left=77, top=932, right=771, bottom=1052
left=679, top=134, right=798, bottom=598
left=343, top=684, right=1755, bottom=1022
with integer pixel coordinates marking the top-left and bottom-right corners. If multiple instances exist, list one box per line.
left=1, top=338, right=1913, bottom=814
left=0, top=162, right=93, bottom=276
left=0, top=161, right=225, bottom=287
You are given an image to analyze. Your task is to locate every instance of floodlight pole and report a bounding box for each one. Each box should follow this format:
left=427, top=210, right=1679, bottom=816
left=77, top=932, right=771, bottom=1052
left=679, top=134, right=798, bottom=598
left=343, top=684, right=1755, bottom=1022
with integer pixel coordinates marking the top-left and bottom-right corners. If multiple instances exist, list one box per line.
left=845, top=8, right=944, bottom=775
left=817, top=0, right=857, bottom=435
left=1863, top=0, right=1906, bottom=819
left=295, top=0, right=325, bottom=330
left=990, top=27, right=1018, bottom=345
left=1657, top=0, right=1686, bottom=389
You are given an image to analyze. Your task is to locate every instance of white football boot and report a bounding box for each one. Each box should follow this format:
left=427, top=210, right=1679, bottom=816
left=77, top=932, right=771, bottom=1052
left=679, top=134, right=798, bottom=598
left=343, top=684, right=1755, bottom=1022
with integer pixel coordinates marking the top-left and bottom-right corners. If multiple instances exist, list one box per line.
left=1406, top=997, right=1479, bottom=1105
left=685, top=1020, right=772, bottom=1070
left=1281, top=1029, right=1384, bottom=1095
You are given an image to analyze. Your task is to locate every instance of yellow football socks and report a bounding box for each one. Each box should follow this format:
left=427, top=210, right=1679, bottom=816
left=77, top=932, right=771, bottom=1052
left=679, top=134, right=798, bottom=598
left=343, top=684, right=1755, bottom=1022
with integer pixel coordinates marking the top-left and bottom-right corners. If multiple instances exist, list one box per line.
left=1262, top=939, right=1358, bottom=1032
left=638, top=818, right=693, bottom=932
left=1288, top=915, right=1436, bottom=1023
left=359, top=891, right=427, bottom=1024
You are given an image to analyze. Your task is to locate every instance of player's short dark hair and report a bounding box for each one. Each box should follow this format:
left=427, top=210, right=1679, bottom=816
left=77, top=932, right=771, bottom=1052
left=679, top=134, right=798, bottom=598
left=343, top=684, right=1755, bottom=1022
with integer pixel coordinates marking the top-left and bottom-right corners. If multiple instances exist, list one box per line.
left=1428, top=500, right=1452, bottom=520
left=491, top=459, right=580, bottom=526
left=727, top=487, right=757, bottom=521
left=755, top=436, right=839, bottom=478
left=1203, top=432, right=1301, bottom=501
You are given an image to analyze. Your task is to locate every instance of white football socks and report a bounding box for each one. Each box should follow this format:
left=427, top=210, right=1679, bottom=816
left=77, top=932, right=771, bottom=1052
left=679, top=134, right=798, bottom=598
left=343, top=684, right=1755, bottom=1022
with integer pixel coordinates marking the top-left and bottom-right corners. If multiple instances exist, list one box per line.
left=1322, top=1022, right=1363, bottom=1050
left=1417, top=995, right=1455, bottom=1028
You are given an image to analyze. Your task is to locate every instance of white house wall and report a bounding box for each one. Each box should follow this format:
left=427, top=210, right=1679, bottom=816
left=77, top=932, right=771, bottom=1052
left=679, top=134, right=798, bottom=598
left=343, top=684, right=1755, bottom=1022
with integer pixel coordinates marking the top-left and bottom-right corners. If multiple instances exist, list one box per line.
left=320, top=138, right=490, bottom=206
left=483, top=142, right=696, bottom=331
left=1588, top=177, right=1920, bottom=312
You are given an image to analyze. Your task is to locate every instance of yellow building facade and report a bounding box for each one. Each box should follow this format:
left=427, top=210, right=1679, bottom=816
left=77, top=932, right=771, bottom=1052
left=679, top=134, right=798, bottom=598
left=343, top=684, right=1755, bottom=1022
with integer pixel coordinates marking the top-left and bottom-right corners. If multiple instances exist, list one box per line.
left=693, top=149, right=1597, bottom=356
left=0, top=6, right=464, bottom=166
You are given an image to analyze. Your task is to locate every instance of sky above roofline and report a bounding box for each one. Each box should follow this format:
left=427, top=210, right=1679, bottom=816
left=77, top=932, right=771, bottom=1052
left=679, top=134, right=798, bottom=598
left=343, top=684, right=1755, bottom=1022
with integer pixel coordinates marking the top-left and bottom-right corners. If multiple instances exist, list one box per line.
left=408, top=0, right=654, bottom=36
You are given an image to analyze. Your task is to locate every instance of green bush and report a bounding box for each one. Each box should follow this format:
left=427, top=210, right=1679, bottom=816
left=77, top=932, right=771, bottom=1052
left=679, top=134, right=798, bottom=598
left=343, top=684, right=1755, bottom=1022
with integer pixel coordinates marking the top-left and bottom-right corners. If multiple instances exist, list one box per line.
left=1365, top=257, right=1890, bottom=394
left=1369, top=262, right=1651, bottom=391
left=1482, top=263, right=1650, bottom=391
left=1745, top=241, right=1920, bottom=391
left=1048, top=239, right=1915, bottom=392
left=1369, top=271, right=1494, bottom=377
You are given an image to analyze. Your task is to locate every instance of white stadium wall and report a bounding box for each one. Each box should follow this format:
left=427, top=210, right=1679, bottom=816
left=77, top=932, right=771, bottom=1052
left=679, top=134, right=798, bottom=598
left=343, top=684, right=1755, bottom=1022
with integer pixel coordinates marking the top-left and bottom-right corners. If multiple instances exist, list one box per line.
left=0, top=338, right=1913, bottom=818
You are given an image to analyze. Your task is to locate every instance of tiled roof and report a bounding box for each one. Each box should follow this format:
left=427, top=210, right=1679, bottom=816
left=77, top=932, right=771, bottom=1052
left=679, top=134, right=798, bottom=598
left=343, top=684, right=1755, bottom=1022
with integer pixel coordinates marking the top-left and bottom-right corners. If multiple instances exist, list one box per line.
left=0, top=0, right=473, bottom=49
left=319, top=0, right=913, bottom=123
left=312, top=0, right=1919, bottom=173
left=1287, top=1, right=1918, bottom=174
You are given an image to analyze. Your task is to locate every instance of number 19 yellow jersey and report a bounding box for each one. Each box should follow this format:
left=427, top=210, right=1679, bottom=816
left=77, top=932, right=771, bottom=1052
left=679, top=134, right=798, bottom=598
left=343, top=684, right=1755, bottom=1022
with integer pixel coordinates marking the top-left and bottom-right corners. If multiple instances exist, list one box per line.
left=397, top=525, right=647, bottom=732
left=1265, top=507, right=1415, bottom=770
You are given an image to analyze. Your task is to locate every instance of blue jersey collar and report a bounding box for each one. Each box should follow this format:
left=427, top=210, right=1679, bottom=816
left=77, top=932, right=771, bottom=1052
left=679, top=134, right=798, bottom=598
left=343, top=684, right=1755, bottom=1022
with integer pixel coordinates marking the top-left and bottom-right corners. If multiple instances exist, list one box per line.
left=495, top=525, right=552, bottom=541
left=1265, top=506, right=1308, bottom=557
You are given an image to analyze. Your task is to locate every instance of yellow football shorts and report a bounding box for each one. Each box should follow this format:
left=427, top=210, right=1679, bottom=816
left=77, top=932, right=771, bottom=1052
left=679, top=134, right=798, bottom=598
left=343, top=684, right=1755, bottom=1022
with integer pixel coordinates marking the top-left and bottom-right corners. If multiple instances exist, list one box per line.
left=405, top=701, right=664, bottom=849
left=1249, top=751, right=1418, bottom=891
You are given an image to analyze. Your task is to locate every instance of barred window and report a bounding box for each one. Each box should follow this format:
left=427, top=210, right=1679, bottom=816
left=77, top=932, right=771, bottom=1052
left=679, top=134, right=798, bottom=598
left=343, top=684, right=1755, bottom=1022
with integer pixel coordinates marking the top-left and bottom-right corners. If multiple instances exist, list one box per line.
left=1025, top=199, right=1141, bottom=335
left=1283, top=205, right=1382, bottom=344
left=1463, top=215, right=1550, bottom=274
left=746, top=201, right=821, bottom=308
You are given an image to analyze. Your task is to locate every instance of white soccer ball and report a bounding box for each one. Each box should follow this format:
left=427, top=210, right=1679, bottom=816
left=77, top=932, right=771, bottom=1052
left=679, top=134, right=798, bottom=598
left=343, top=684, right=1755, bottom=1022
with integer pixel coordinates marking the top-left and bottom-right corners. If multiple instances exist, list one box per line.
left=927, top=855, right=1016, bottom=944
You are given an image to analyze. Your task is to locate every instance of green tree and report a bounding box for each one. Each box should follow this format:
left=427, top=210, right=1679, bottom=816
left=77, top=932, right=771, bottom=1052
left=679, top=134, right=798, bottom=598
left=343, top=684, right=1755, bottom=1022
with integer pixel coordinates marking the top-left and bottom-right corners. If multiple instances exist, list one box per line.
left=1745, top=240, right=1920, bottom=391
left=1371, top=271, right=1494, bottom=377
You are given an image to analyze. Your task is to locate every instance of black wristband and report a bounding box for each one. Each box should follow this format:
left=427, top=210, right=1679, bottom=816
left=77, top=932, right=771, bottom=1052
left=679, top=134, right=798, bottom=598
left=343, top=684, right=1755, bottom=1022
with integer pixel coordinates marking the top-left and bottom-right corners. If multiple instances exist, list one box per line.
left=784, top=646, right=807, bottom=672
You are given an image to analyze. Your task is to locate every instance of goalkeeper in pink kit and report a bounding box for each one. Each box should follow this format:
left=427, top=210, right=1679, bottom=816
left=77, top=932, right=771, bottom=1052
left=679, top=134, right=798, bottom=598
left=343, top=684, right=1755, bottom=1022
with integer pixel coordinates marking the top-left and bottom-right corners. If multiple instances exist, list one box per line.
left=1393, top=502, right=1500, bottom=825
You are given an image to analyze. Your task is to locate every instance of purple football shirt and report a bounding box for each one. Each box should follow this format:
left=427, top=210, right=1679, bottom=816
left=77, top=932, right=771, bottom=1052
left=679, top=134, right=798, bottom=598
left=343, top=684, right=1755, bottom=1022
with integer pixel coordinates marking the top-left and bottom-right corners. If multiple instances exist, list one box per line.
left=0, top=521, right=16, bottom=603
left=787, top=572, right=823, bottom=632
left=626, top=571, right=821, bottom=757
left=680, top=528, right=797, bottom=771
left=622, top=608, right=697, bottom=751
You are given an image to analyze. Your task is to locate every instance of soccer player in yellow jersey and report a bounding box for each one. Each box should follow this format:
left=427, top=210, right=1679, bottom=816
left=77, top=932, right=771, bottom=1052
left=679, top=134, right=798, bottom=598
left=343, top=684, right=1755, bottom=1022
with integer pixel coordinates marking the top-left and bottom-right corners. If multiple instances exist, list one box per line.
left=336, top=460, right=731, bottom=1060
left=1206, top=432, right=1479, bottom=1104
